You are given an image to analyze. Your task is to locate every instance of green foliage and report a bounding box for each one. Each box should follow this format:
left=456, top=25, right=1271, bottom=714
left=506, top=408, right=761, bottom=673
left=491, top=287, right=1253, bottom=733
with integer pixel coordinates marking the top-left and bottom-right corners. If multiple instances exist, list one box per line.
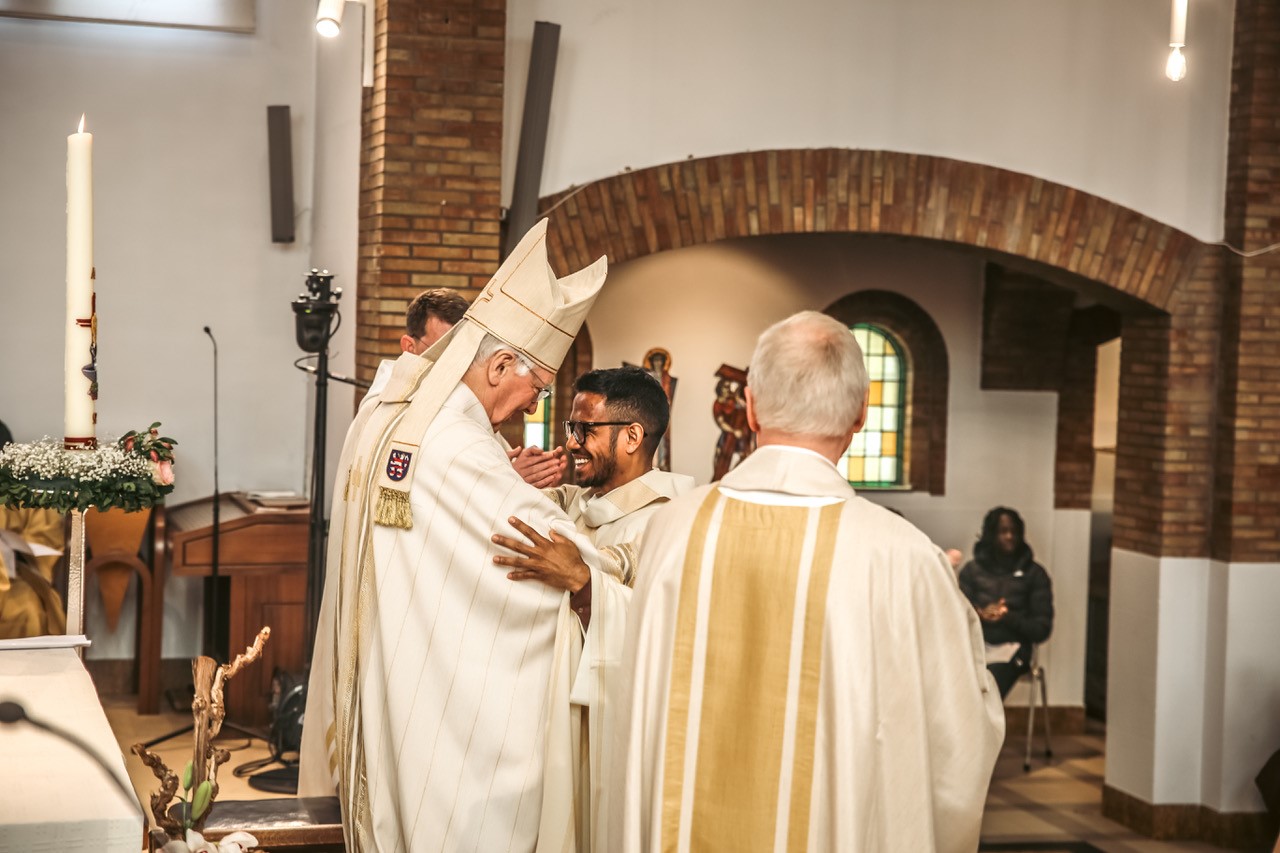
left=0, top=471, right=173, bottom=513
left=192, top=780, right=213, bottom=820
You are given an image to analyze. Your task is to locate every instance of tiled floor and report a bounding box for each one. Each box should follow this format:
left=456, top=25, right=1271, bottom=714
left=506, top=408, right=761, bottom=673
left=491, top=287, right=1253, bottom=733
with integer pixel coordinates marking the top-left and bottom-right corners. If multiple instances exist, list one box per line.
left=980, top=724, right=1263, bottom=853
left=106, top=699, right=1267, bottom=852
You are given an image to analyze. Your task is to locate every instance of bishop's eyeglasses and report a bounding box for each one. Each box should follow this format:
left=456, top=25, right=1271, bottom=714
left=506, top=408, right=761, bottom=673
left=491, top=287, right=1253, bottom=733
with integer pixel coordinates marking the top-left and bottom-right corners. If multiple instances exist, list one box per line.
left=563, top=420, right=634, bottom=445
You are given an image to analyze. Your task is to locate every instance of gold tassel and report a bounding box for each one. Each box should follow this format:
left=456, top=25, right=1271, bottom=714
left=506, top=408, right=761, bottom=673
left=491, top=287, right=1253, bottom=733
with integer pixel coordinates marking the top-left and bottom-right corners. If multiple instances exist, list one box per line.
left=374, top=486, right=413, bottom=529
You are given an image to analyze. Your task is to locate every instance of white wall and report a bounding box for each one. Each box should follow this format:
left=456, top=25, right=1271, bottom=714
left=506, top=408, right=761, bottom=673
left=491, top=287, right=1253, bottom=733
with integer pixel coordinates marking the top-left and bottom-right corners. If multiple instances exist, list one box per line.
left=506, top=0, right=1233, bottom=242
left=0, top=2, right=363, bottom=658
left=590, top=233, right=1089, bottom=706
left=1108, top=551, right=1280, bottom=813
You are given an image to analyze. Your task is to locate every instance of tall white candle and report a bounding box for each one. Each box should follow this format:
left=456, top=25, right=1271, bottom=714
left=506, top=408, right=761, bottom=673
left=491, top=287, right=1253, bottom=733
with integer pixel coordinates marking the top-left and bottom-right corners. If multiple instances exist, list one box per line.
left=65, top=114, right=96, bottom=449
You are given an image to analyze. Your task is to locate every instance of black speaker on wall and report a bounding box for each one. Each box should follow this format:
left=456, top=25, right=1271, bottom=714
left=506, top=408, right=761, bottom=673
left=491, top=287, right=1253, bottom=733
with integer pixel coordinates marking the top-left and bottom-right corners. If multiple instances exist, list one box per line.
left=267, top=105, right=295, bottom=244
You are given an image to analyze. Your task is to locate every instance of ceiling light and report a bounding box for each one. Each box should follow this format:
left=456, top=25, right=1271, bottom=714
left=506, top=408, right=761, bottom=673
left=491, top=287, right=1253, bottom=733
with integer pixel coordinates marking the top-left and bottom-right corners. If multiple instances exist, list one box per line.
left=316, top=0, right=343, bottom=38
left=1166, top=0, right=1188, bottom=82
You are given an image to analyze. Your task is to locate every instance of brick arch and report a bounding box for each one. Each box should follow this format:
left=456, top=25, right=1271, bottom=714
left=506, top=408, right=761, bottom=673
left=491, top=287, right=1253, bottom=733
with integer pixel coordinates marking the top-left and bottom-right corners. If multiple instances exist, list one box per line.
left=825, top=290, right=949, bottom=495
left=540, top=150, right=1202, bottom=311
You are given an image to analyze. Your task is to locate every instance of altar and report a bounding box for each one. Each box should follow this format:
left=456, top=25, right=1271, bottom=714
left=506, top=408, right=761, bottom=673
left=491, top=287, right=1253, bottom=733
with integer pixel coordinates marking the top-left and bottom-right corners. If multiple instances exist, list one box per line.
left=0, top=646, right=142, bottom=852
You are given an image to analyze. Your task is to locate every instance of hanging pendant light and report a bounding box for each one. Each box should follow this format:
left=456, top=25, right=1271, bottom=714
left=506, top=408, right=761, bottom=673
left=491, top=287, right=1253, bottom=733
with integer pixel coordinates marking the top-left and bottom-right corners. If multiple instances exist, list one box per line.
left=1166, top=0, right=1188, bottom=82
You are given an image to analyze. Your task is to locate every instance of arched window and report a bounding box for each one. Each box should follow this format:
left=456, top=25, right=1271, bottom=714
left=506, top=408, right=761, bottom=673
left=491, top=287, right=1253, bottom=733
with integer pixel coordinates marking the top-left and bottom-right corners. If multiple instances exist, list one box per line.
left=523, top=396, right=554, bottom=451
left=825, top=290, right=949, bottom=495
left=843, top=324, right=907, bottom=487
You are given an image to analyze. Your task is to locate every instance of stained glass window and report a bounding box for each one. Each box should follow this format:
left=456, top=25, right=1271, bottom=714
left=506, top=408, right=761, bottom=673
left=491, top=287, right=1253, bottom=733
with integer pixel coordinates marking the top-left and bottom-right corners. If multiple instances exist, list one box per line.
left=523, top=395, right=554, bottom=451
left=842, top=324, right=906, bottom=487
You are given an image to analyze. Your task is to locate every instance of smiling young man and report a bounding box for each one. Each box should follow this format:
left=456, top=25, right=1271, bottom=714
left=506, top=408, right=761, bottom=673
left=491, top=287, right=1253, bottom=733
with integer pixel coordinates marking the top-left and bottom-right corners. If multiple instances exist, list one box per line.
left=493, top=367, right=695, bottom=612
left=490, top=365, right=693, bottom=852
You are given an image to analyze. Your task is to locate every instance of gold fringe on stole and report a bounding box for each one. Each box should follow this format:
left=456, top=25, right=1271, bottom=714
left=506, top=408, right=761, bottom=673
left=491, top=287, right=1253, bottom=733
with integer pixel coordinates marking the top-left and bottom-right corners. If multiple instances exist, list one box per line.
left=374, top=486, right=413, bottom=529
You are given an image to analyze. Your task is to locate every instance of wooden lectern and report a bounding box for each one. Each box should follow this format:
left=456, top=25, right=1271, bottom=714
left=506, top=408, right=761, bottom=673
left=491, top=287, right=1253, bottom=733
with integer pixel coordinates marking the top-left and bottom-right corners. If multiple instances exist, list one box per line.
left=166, top=493, right=309, bottom=727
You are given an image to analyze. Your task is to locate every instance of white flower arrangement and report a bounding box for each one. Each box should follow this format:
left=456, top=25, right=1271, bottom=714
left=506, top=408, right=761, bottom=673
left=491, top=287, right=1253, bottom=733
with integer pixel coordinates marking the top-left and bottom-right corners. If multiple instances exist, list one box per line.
left=0, top=437, right=154, bottom=481
left=0, top=423, right=177, bottom=512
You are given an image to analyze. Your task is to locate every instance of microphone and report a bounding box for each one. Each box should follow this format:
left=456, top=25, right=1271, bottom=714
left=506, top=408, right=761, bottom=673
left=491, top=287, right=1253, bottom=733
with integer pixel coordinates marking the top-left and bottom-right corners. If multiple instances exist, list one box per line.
left=0, top=699, right=144, bottom=817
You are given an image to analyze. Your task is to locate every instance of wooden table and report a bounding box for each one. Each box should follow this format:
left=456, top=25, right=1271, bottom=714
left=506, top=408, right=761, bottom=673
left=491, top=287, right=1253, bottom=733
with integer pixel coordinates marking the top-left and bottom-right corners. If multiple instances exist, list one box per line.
left=166, top=494, right=309, bottom=727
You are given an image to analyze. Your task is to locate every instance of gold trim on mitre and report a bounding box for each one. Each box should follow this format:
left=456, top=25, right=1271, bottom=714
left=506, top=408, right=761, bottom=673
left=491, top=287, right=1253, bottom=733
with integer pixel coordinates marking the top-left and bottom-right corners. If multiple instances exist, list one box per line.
left=463, top=219, right=607, bottom=373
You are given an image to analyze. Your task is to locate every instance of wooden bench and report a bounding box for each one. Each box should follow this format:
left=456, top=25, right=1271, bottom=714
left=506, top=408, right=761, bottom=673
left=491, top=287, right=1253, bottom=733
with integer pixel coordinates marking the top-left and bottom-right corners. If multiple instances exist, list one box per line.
left=185, top=798, right=343, bottom=852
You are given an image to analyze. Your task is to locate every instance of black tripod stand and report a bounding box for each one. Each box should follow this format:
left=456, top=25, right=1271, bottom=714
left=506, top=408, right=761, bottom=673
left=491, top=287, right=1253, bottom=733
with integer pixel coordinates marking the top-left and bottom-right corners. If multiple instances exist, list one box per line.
left=141, top=326, right=262, bottom=749
left=292, top=271, right=342, bottom=654
left=242, top=270, right=345, bottom=793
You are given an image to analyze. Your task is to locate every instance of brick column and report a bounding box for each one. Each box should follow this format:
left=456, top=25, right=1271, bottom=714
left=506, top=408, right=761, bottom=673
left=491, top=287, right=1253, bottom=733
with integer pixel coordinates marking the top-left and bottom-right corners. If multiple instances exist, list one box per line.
left=1212, top=0, right=1280, bottom=564
left=355, top=0, right=505, bottom=386
left=1103, top=1, right=1280, bottom=838
left=1112, top=249, right=1225, bottom=560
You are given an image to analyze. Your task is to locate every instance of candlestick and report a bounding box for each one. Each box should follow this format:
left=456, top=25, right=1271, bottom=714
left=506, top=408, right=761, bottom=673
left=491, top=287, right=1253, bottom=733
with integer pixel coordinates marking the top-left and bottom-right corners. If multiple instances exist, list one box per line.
left=65, top=114, right=96, bottom=449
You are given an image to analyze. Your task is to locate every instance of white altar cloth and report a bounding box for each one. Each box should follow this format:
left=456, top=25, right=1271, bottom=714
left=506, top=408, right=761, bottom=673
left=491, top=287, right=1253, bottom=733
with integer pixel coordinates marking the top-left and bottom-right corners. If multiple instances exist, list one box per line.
left=0, top=647, right=142, bottom=852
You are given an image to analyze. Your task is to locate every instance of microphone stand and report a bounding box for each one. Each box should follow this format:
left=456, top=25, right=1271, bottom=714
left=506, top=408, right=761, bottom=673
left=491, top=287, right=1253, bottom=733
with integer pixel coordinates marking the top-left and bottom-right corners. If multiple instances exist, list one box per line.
left=141, top=326, right=260, bottom=749
left=203, top=326, right=224, bottom=662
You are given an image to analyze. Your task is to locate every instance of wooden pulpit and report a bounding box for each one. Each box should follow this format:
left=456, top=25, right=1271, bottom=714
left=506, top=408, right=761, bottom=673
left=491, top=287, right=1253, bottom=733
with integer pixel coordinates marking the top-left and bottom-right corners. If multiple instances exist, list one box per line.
left=165, top=493, right=309, bottom=727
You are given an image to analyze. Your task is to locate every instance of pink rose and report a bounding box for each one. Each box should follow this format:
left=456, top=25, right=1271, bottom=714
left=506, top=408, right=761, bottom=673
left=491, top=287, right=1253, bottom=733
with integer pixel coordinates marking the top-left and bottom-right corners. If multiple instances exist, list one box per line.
left=151, top=459, right=175, bottom=486
left=150, top=450, right=160, bottom=462
left=124, top=436, right=135, bottom=452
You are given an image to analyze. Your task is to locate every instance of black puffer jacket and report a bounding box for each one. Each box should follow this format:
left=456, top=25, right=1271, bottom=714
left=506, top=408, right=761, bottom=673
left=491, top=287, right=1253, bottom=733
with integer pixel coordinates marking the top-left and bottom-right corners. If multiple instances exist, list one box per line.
left=957, top=543, right=1053, bottom=646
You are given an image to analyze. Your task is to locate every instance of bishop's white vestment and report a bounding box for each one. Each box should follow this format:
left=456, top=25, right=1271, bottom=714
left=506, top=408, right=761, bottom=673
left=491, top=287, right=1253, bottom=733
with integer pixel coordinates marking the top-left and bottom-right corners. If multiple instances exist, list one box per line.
left=300, top=378, right=625, bottom=853
left=608, top=445, right=1004, bottom=853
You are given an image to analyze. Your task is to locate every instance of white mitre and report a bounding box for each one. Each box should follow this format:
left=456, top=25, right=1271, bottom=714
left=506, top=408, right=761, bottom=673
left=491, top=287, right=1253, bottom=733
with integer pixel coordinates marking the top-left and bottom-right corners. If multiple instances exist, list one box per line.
left=371, top=218, right=607, bottom=528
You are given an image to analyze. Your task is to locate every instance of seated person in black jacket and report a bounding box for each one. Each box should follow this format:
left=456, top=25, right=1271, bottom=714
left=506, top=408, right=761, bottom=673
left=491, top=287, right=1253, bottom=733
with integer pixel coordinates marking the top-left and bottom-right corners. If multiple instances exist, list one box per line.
left=958, top=507, right=1054, bottom=698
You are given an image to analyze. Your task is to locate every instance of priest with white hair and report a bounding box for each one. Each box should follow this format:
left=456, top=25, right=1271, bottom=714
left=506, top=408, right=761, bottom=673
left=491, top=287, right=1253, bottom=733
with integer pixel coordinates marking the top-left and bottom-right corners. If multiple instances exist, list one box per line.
left=300, top=220, right=624, bottom=853
left=608, top=311, right=1004, bottom=853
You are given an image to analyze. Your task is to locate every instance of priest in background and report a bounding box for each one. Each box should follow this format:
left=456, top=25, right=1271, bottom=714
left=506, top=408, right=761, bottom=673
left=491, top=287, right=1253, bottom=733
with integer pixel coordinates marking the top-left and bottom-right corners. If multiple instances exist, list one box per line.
left=608, top=311, right=1004, bottom=853
left=300, top=220, right=620, bottom=853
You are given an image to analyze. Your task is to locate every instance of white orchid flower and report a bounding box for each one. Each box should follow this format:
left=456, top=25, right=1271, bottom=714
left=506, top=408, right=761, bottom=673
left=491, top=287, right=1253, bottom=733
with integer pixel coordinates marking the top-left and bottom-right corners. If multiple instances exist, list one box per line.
left=160, top=829, right=259, bottom=853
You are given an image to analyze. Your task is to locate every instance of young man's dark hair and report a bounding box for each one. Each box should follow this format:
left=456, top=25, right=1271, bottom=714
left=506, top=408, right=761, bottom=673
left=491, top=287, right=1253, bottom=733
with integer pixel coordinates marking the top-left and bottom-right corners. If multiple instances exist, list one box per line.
left=573, top=367, right=670, bottom=458
left=405, top=288, right=469, bottom=338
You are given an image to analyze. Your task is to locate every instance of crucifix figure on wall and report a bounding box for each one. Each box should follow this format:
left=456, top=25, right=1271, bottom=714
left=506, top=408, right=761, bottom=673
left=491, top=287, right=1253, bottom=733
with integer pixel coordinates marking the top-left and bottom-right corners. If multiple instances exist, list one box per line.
left=711, top=363, right=753, bottom=481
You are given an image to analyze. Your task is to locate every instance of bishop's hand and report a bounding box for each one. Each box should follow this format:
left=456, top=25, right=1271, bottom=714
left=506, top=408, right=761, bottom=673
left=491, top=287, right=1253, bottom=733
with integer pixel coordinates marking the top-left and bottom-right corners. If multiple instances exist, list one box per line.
left=507, top=445, right=568, bottom=489
left=492, top=516, right=590, bottom=594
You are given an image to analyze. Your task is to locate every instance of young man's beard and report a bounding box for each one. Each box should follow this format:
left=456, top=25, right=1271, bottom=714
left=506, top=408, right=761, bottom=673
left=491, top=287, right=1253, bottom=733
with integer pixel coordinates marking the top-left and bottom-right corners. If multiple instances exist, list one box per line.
left=576, top=438, right=619, bottom=490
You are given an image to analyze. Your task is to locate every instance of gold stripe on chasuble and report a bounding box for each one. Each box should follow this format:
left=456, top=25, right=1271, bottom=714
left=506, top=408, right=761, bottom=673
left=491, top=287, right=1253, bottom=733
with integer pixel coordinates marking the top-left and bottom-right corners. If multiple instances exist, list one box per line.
left=784, top=502, right=841, bottom=853
left=661, top=492, right=726, bottom=851
left=660, top=494, right=840, bottom=853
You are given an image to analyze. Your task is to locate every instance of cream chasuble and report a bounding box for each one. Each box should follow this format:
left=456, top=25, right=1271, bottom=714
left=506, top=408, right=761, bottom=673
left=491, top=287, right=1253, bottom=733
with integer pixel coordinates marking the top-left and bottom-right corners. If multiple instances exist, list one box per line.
left=301, top=377, right=624, bottom=853
left=608, top=446, right=1004, bottom=853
